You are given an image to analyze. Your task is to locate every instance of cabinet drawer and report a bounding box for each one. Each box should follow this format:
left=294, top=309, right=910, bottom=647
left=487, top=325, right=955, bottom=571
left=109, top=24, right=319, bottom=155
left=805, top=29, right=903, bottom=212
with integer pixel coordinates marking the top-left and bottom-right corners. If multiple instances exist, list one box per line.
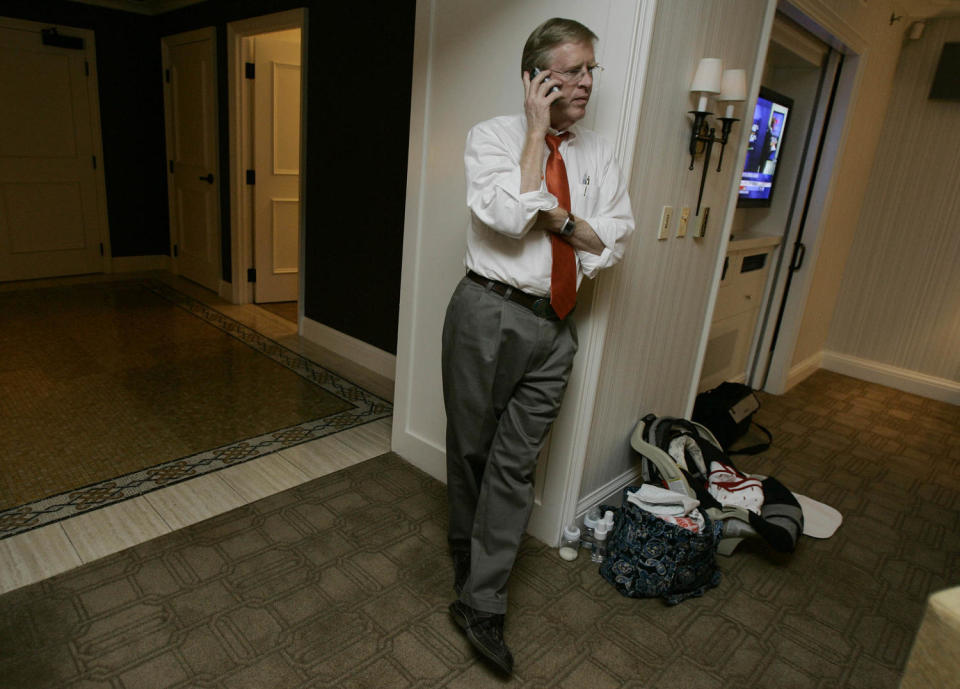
left=699, top=309, right=756, bottom=392
left=713, top=269, right=767, bottom=321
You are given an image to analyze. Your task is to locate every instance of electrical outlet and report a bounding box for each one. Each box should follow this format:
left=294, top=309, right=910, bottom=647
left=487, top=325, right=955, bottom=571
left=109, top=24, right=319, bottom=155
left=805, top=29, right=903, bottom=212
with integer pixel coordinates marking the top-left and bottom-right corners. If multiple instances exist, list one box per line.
left=658, top=205, right=673, bottom=240
left=694, top=206, right=710, bottom=238
left=677, top=207, right=690, bottom=238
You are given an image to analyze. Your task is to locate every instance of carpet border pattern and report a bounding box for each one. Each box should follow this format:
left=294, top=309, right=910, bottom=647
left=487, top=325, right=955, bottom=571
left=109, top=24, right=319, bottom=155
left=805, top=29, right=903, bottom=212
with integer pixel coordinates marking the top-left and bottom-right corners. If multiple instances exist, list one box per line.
left=0, top=280, right=392, bottom=541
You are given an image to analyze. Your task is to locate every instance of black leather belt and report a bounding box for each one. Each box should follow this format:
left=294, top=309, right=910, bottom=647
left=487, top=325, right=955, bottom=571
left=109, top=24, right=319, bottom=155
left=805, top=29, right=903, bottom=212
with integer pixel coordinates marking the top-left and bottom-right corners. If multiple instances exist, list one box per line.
left=466, top=270, right=565, bottom=320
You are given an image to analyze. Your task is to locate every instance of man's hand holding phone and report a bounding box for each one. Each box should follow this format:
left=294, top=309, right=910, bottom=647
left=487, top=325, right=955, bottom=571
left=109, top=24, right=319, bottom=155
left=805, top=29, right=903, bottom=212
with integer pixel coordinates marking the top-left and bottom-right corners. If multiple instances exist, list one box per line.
left=522, top=68, right=562, bottom=136
left=531, top=68, right=560, bottom=94
left=519, top=68, right=563, bottom=193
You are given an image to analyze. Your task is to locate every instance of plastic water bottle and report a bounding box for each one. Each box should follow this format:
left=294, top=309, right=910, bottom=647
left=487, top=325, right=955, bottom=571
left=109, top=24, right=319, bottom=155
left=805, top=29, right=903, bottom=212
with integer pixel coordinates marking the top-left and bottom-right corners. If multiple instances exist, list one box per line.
left=558, top=525, right=581, bottom=561
left=591, top=521, right=609, bottom=563
left=581, top=507, right=601, bottom=552
left=603, top=510, right=615, bottom=533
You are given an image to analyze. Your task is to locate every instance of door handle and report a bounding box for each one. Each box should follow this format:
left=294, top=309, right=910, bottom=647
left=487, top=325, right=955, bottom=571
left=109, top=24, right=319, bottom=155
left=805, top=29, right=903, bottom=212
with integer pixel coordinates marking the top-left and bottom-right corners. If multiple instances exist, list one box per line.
left=199, top=173, right=214, bottom=184
left=790, top=242, right=807, bottom=271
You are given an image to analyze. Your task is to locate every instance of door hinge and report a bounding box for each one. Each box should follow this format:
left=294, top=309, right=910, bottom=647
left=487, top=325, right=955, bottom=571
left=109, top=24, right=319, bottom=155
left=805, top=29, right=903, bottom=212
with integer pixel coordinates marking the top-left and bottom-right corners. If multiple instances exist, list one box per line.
left=99, top=242, right=104, bottom=256
left=173, top=244, right=179, bottom=257
left=165, top=68, right=170, bottom=83
left=169, top=160, right=174, bottom=173
left=247, top=268, right=256, bottom=283
left=245, top=169, right=255, bottom=185
left=91, top=155, right=97, bottom=169
left=84, top=61, right=90, bottom=77
left=245, top=62, right=255, bottom=79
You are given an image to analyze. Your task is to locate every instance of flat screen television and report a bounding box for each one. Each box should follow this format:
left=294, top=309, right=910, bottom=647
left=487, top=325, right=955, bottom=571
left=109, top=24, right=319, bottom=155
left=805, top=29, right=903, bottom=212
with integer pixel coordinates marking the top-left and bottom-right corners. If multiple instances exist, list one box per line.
left=738, top=86, right=793, bottom=208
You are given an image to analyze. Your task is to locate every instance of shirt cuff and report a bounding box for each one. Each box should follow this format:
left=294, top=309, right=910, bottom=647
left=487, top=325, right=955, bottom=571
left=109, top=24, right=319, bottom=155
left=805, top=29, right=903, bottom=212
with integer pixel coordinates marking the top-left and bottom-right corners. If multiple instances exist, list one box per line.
left=578, top=244, right=613, bottom=278
left=521, top=187, right=560, bottom=214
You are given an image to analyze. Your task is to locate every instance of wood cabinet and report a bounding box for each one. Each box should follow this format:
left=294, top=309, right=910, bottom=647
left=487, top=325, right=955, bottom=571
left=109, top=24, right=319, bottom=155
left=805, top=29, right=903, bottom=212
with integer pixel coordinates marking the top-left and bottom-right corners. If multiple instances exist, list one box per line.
left=699, top=235, right=781, bottom=392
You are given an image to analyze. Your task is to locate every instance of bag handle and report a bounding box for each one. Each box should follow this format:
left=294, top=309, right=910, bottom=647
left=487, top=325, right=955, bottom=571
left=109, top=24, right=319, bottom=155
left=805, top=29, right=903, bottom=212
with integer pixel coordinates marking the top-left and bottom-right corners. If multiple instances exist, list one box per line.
left=727, top=422, right=772, bottom=456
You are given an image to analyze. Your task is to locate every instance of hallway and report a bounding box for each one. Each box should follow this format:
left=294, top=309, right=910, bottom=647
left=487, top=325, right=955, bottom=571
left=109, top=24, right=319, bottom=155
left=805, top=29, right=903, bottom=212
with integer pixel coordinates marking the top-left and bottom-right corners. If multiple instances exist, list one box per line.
left=0, top=272, right=393, bottom=594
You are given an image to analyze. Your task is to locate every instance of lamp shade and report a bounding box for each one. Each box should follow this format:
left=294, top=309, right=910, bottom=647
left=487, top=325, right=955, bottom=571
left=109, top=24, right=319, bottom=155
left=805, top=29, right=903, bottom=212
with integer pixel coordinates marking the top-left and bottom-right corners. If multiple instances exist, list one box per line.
left=719, top=69, right=747, bottom=101
left=690, top=58, right=723, bottom=93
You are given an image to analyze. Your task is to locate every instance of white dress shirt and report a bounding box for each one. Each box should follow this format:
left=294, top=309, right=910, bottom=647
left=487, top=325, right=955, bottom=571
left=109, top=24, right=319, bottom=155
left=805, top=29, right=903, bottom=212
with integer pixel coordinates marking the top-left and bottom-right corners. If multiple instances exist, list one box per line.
left=463, top=113, right=634, bottom=297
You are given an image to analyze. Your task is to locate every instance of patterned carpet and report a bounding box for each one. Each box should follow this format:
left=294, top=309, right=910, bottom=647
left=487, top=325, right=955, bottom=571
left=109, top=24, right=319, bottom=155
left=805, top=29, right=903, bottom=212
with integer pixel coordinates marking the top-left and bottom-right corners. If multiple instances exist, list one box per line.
left=0, top=371, right=957, bottom=688
left=0, top=281, right=391, bottom=539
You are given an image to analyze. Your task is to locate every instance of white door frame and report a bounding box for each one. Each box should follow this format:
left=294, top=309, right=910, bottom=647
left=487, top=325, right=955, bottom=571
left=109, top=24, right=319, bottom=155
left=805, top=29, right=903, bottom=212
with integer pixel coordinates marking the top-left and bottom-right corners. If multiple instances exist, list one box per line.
left=226, top=9, right=308, bottom=311
left=161, top=27, right=221, bottom=291
left=755, top=1, right=868, bottom=394
left=0, top=16, right=111, bottom=277
left=747, top=48, right=843, bottom=392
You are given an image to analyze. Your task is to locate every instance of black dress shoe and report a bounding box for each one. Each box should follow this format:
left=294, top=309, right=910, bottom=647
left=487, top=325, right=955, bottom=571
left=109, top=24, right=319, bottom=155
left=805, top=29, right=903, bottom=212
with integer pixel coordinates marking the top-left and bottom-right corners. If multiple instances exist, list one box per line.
left=449, top=600, right=514, bottom=675
left=452, top=551, right=470, bottom=595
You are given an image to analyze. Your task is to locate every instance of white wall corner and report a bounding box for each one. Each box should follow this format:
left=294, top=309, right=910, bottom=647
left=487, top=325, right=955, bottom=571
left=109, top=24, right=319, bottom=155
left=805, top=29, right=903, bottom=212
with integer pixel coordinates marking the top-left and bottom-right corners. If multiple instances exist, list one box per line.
left=576, top=464, right=643, bottom=517
left=782, top=350, right=824, bottom=394
left=821, top=351, right=960, bottom=405
left=300, top=316, right=397, bottom=381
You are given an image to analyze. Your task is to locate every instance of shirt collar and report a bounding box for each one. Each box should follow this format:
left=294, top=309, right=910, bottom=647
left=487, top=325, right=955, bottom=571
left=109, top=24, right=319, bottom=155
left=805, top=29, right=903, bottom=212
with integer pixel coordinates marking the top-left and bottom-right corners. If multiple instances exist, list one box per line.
left=547, top=126, right=578, bottom=140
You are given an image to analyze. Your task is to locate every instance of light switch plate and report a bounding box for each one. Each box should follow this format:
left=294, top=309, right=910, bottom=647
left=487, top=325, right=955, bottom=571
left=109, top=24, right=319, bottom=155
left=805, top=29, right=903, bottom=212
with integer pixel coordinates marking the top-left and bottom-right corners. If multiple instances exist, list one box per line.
left=658, top=205, right=673, bottom=240
left=677, top=207, right=690, bottom=238
left=694, top=206, right=709, bottom=238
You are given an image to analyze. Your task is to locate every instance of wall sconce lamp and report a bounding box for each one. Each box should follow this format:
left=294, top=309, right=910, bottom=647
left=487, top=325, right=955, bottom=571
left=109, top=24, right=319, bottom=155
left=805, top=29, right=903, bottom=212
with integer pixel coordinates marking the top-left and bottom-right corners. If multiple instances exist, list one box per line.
left=688, top=59, right=747, bottom=214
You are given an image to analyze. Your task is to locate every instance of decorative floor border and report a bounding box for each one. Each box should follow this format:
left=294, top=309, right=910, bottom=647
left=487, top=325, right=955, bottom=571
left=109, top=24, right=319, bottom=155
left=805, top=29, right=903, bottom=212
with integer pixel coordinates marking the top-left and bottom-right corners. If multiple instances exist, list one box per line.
left=0, top=281, right=392, bottom=540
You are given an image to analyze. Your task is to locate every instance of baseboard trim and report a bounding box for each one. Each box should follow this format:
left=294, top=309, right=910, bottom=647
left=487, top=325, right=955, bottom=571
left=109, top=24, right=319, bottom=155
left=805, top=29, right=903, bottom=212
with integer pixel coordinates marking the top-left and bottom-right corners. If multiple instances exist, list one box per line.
left=821, top=351, right=960, bottom=404
left=391, top=429, right=446, bottom=484
left=300, top=316, right=396, bottom=381
left=111, top=255, right=170, bottom=273
left=575, top=465, right=643, bottom=518
left=786, top=351, right=823, bottom=392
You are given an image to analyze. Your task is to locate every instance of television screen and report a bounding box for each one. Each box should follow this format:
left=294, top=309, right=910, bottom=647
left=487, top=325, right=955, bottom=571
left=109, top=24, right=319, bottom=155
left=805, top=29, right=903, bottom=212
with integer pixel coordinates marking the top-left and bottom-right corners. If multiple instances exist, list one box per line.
left=738, top=87, right=793, bottom=207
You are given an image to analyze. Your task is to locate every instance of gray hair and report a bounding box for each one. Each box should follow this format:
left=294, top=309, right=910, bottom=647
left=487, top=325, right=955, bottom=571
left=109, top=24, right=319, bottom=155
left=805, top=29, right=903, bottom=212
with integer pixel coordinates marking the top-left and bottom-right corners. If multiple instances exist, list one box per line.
left=521, top=18, right=598, bottom=74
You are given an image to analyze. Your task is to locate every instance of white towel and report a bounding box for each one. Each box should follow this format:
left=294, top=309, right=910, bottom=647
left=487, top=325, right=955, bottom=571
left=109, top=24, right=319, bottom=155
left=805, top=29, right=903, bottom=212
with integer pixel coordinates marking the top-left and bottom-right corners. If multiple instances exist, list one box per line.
left=628, top=484, right=705, bottom=533
left=627, top=483, right=700, bottom=515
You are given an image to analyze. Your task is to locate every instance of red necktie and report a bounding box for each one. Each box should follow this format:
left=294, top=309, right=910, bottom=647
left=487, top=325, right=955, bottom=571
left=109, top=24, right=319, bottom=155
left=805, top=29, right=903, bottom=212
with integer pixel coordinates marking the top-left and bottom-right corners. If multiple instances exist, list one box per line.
left=545, top=133, right=576, bottom=319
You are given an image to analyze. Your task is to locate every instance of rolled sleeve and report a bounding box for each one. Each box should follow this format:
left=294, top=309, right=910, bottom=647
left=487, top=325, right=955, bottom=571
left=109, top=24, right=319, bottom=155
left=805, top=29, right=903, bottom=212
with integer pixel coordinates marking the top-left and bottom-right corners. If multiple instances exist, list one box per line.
left=465, top=123, right=556, bottom=239
left=576, top=149, right=634, bottom=278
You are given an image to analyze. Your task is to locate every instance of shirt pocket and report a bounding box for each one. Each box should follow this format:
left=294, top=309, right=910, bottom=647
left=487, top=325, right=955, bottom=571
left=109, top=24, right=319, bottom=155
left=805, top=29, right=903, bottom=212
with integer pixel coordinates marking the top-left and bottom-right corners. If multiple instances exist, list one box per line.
left=575, top=181, right=597, bottom=201
left=574, top=179, right=598, bottom=216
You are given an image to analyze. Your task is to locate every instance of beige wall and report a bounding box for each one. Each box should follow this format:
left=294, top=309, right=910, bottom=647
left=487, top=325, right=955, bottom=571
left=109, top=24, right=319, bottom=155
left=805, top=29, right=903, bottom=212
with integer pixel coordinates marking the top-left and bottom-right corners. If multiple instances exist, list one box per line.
left=826, top=16, right=960, bottom=382
left=578, top=0, right=774, bottom=499
left=787, top=0, right=907, bottom=370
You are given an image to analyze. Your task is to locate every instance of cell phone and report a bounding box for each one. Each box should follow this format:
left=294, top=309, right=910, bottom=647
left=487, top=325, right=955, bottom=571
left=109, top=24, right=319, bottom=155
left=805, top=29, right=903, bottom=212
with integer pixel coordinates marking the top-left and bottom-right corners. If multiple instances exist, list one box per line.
left=532, top=68, right=560, bottom=94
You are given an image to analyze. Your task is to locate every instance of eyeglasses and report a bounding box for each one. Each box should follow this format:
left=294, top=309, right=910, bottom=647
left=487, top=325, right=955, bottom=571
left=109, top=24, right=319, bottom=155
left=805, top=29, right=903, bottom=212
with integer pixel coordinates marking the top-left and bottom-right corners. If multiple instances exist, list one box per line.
left=550, top=64, right=604, bottom=82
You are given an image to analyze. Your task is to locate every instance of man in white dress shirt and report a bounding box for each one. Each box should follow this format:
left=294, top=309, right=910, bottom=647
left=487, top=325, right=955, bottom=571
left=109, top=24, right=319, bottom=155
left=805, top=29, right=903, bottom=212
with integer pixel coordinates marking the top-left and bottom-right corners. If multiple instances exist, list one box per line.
left=443, top=18, right=634, bottom=674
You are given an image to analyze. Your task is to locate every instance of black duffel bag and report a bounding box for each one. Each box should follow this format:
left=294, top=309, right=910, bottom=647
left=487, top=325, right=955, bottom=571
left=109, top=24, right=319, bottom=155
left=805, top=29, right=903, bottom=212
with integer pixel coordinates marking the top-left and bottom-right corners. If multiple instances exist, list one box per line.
left=692, top=382, right=771, bottom=455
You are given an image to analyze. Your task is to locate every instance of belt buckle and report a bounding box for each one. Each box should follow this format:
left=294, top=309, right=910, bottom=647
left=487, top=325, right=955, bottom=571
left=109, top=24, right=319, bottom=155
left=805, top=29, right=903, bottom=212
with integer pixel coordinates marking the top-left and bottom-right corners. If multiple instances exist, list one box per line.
left=531, top=297, right=552, bottom=319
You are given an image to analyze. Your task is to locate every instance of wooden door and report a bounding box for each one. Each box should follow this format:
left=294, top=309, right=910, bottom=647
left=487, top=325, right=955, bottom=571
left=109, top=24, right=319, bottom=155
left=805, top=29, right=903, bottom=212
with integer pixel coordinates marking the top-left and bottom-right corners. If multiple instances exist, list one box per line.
left=162, top=28, right=220, bottom=292
left=0, top=19, right=106, bottom=282
left=253, top=30, right=301, bottom=303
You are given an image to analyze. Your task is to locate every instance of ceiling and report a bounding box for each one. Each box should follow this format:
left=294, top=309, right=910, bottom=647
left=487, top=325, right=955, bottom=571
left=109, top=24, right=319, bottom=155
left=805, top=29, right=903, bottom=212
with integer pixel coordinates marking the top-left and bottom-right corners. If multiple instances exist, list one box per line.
left=67, top=0, right=960, bottom=19
left=66, top=0, right=206, bottom=15
left=899, top=0, right=960, bottom=18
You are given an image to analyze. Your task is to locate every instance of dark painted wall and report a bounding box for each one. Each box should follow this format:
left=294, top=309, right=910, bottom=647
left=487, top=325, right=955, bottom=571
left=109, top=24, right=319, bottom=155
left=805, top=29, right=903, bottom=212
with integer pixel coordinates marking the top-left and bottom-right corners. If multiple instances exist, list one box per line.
left=157, top=1, right=416, bottom=354
left=4, top=0, right=414, bottom=355
left=2, top=1, right=169, bottom=257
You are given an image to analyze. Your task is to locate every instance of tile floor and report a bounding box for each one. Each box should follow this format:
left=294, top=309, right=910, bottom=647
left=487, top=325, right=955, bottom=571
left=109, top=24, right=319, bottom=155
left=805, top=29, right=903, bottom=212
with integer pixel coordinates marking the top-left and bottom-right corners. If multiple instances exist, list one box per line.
left=0, top=272, right=394, bottom=594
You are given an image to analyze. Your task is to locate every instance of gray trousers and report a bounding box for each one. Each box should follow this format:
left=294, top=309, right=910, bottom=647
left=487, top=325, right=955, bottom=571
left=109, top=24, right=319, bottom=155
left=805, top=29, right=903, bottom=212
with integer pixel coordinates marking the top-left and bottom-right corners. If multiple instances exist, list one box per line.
left=442, top=276, right=577, bottom=614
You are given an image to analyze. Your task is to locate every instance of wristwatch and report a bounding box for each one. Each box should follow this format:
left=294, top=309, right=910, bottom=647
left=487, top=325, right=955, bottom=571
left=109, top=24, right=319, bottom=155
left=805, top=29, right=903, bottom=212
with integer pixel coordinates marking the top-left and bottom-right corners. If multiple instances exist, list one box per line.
left=559, top=214, right=575, bottom=237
